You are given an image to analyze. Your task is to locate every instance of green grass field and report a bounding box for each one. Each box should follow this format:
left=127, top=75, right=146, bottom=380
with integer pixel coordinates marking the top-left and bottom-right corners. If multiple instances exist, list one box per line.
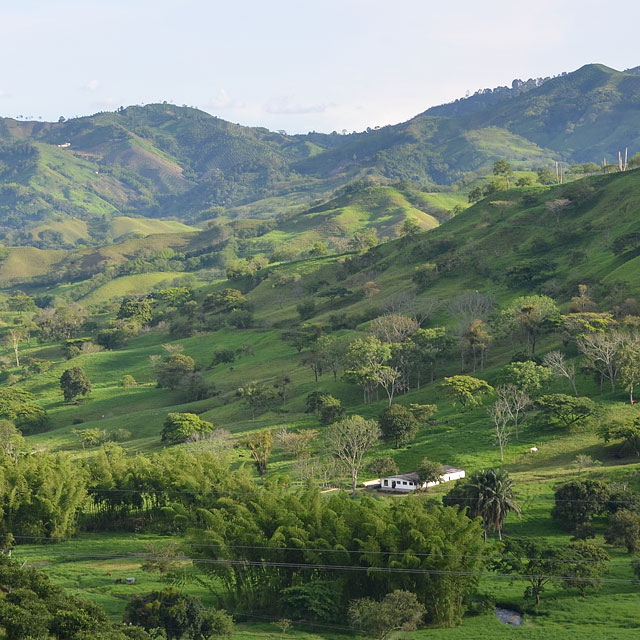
left=6, top=169, right=640, bottom=638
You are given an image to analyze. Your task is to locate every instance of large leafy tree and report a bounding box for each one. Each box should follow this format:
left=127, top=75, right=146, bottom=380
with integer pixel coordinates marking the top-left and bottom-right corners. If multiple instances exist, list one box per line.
left=499, top=295, right=560, bottom=355
left=349, top=590, right=425, bottom=639
left=442, top=375, right=493, bottom=408
left=600, top=418, right=640, bottom=456
left=559, top=541, right=609, bottom=596
left=124, top=587, right=232, bottom=640
left=551, top=480, right=610, bottom=535
left=327, top=415, right=380, bottom=496
left=0, top=387, right=48, bottom=434
left=495, top=538, right=562, bottom=605
left=378, top=404, right=418, bottom=448
left=501, top=360, right=552, bottom=397
left=60, top=366, right=92, bottom=403
left=161, top=412, right=214, bottom=445
left=236, top=382, right=278, bottom=419
left=156, top=354, right=196, bottom=390
left=605, top=509, right=640, bottom=553
left=117, top=298, right=153, bottom=324
left=536, top=394, right=598, bottom=430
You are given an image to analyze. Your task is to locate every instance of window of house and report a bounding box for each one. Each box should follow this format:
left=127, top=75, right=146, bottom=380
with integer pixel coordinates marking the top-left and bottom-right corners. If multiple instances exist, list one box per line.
left=383, top=479, right=388, bottom=486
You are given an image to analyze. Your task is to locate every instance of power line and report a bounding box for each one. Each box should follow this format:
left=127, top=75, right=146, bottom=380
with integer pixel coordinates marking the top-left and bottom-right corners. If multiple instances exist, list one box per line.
left=13, top=552, right=640, bottom=585
left=10, top=536, right=639, bottom=565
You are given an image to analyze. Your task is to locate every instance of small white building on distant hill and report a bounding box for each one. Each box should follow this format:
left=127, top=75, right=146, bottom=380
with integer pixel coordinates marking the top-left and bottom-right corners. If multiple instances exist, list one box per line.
left=379, top=465, right=465, bottom=493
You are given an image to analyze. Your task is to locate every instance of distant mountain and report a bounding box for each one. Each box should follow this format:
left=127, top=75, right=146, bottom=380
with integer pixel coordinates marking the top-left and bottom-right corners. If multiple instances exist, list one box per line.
left=0, top=63, right=639, bottom=248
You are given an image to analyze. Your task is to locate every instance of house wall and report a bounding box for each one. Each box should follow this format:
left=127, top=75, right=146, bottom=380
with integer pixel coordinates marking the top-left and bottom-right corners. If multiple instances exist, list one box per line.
left=380, top=470, right=465, bottom=492
left=380, top=477, right=416, bottom=492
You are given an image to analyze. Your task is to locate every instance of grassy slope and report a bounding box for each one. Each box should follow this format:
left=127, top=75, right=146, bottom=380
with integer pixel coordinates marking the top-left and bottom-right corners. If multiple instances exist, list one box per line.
left=9, top=169, right=640, bottom=636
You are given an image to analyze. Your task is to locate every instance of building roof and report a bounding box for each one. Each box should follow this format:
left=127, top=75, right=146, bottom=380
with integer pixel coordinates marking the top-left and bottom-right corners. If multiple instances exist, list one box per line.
left=383, top=466, right=464, bottom=483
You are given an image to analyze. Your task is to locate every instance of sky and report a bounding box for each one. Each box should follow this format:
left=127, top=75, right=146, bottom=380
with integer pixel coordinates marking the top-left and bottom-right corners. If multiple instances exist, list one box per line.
left=1, top=0, right=640, bottom=134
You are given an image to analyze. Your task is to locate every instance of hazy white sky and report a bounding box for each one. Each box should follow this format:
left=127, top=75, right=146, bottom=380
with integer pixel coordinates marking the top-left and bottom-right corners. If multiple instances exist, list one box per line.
left=2, top=0, right=639, bottom=133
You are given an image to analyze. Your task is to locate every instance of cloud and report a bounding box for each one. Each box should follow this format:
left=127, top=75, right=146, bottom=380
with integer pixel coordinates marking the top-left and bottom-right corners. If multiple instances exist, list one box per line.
left=84, top=79, right=100, bottom=91
left=210, top=89, right=235, bottom=109
left=264, top=97, right=332, bottom=115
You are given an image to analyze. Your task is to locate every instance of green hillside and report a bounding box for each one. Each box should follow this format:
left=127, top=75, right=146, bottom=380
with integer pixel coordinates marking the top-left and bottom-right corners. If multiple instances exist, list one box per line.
left=2, top=168, right=640, bottom=637
left=1, top=64, right=640, bottom=250
left=0, top=181, right=461, bottom=297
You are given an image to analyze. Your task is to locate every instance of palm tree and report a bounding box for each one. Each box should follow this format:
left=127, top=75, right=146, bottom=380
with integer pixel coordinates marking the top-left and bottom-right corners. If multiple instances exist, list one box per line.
left=469, top=468, right=521, bottom=541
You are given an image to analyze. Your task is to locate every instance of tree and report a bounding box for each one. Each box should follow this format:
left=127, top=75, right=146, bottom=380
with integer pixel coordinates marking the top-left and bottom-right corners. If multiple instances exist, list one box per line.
left=372, top=366, right=402, bottom=406
left=496, top=384, right=531, bottom=441
left=344, top=336, right=391, bottom=403
left=417, top=459, right=443, bottom=485
left=281, top=581, right=342, bottom=624
left=273, top=373, right=292, bottom=406
left=327, top=415, right=381, bottom=496
left=121, top=374, right=137, bottom=388
left=315, top=335, right=348, bottom=381
left=471, top=468, right=521, bottom=541
left=203, top=288, right=247, bottom=313
left=318, top=395, right=345, bottom=425
left=411, top=326, right=454, bottom=384
left=0, top=387, right=48, bottom=434
left=543, top=351, right=578, bottom=396
left=369, top=314, right=419, bottom=344
left=366, top=456, right=398, bottom=479
left=551, top=480, right=609, bottom=534
left=559, top=541, right=609, bottom=596
left=545, top=198, right=572, bottom=224
left=446, top=468, right=521, bottom=541
left=296, top=299, right=316, bottom=320
left=34, top=304, right=87, bottom=341
left=605, top=509, right=640, bottom=553
left=211, top=348, right=235, bottom=367
left=401, top=218, right=421, bottom=238
left=236, top=382, right=278, bottom=418
left=156, top=354, right=196, bottom=390
left=577, top=330, right=624, bottom=393
left=6, top=329, right=23, bottom=367
left=495, top=538, right=561, bottom=605
left=441, top=375, right=493, bottom=408
left=378, top=404, right=419, bottom=448
left=488, top=398, right=511, bottom=461
left=117, top=298, right=152, bottom=324
left=162, top=412, right=214, bottom=445
left=493, top=159, right=513, bottom=189
left=536, top=394, right=598, bottom=430
left=277, top=428, right=317, bottom=460
left=412, top=263, right=438, bottom=289
left=468, top=186, right=484, bottom=203
left=460, top=319, right=492, bottom=372
left=60, top=367, right=92, bottom=402
left=500, top=295, right=560, bottom=355
left=73, top=428, right=104, bottom=449
left=600, top=418, right=640, bottom=456
left=244, top=430, right=274, bottom=476
left=618, top=335, right=640, bottom=403
left=0, top=420, right=26, bottom=459
left=348, top=590, right=425, bottom=640
left=123, top=588, right=230, bottom=640
left=305, top=391, right=330, bottom=415
left=7, top=293, right=36, bottom=314
left=501, top=361, right=552, bottom=397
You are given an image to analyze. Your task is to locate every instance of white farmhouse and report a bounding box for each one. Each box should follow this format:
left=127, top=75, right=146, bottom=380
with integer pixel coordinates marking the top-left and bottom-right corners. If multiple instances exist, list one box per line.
left=379, top=465, right=465, bottom=493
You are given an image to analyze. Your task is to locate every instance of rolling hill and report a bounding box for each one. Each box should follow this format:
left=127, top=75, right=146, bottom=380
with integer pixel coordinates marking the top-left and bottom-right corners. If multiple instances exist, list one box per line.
left=1, top=63, right=640, bottom=250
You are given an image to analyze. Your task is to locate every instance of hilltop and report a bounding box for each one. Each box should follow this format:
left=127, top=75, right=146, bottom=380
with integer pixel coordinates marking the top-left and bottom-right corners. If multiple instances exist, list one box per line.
left=1, top=63, right=640, bottom=249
